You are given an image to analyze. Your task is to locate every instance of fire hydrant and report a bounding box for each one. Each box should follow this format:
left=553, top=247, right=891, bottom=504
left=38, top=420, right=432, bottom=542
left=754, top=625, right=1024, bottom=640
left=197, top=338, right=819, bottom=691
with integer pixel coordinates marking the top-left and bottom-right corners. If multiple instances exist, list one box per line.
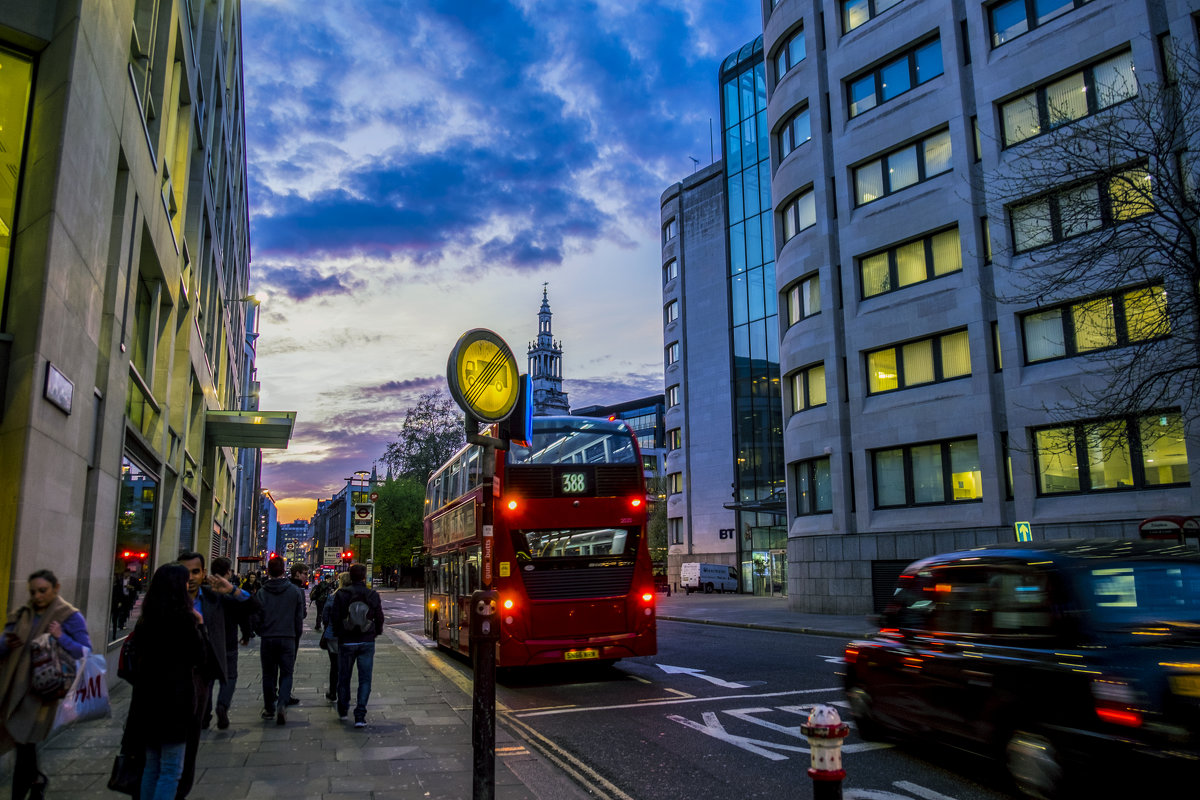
left=801, top=704, right=849, bottom=799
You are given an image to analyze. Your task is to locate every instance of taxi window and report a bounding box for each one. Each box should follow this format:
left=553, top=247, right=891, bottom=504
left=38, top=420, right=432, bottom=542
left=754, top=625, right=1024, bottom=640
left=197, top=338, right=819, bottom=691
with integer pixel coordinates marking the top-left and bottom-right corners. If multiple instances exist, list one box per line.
left=990, top=569, right=1054, bottom=635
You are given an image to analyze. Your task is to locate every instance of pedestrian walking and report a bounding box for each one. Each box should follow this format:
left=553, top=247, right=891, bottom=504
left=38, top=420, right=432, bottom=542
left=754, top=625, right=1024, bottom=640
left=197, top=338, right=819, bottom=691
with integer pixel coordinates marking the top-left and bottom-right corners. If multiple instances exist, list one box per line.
left=311, top=575, right=334, bottom=630
left=330, top=563, right=384, bottom=728
left=207, top=557, right=258, bottom=730
left=177, top=550, right=250, bottom=798
left=0, top=569, right=91, bottom=799
left=253, top=556, right=305, bottom=724
left=123, top=563, right=208, bottom=800
left=320, top=573, right=352, bottom=701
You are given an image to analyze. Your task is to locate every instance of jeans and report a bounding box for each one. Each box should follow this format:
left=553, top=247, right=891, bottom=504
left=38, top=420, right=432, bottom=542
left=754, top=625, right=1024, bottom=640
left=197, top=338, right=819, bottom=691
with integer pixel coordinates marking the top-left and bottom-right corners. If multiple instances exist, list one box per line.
left=326, top=647, right=339, bottom=697
left=141, top=741, right=187, bottom=800
left=337, top=640, right=375, bottom=720
left=260, top=636, right=297, bottom=712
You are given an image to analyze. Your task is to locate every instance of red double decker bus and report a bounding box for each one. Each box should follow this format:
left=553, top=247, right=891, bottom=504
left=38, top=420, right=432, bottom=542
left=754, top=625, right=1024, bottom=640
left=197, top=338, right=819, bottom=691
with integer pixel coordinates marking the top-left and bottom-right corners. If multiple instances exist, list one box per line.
left=422, top=415, right=657, bottom=667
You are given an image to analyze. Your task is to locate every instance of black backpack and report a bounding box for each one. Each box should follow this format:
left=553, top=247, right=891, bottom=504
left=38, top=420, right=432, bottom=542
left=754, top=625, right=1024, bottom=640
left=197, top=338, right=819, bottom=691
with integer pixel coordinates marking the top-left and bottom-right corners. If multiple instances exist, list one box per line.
left=342, top=590, right=375, bottom=634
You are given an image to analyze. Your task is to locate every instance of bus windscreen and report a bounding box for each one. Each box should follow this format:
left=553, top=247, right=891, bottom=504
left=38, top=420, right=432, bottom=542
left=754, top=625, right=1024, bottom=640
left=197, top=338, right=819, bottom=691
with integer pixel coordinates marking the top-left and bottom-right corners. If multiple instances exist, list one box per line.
left=506, top=418, right=637, bottom=465
left=514, top=527, right=636, bottom=559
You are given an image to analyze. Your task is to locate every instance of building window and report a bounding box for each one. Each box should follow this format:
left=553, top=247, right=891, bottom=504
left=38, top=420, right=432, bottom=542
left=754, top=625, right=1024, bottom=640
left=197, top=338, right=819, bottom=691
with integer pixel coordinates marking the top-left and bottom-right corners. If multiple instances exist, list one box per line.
left=669, top=518, right=682, bottom=545
left=667, top=428, right=681, bottom=451
left=859, top=227, right=961, bottom=299
left=1034, top=411, right=1190, bottom=495
left=0, top=47, right=33, bottom=325
left=663, top=217, right=678, bottom=243
left=784, top=273, right=821, bottom=325
left=667, top=384, right=679, bottom=408
left=1021, top=284, right=1169, bottom=363
left=668, top=472, right=683, bottom=494
left=789, top=363, right=827, bottom=413
left=663, top=258, right=679, bottom=285
left=866, top=328, right=971, bottom=394
left=793, top=457, right=833, bottom=515
left=1010, top=164, right=1153, bottom=253
left=779, top=106, right=811, bottom=160
left=666, top=342, right=680, bottom=366
left=1000, top=50, right=1136, bottom=147
left=873, top=437, right=982, bottom=507
left=842, top=0, right=904, bottom=33
left=781, top=187, right=816, bottom=243
left=774, top=27, right=806, bottom=83
left=664, top=299, right=679, bottom=325
left=854, top=128, right=952, bottom=206
left=989, top=0, right=1090, bottom=49
left=847, top=37, right=943, bottom=118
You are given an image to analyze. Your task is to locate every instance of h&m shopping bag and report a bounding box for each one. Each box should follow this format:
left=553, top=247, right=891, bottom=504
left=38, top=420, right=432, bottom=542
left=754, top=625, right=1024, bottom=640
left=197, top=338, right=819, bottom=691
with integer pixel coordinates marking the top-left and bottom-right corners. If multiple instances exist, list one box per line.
left=53, top=650, right=110, bottom=729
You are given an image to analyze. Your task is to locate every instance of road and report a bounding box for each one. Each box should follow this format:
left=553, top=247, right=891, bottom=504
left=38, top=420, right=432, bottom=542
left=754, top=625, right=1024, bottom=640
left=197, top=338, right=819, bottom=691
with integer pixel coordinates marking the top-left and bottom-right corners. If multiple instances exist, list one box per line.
left=381, top=590, right=1018, bottom=800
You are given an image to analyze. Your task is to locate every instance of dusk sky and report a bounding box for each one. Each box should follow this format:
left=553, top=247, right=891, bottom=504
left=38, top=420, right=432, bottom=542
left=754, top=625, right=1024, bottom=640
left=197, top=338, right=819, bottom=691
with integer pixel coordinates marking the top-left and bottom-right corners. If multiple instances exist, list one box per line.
left=241, top=1, right=763, bottom=522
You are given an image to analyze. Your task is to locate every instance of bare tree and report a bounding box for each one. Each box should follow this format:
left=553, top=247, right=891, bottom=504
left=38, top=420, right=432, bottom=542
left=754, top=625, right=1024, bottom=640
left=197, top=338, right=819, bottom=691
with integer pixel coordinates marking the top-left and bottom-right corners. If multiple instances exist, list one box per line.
left=381, top=390, right=466, bottom=484
left=987, top=40, right=1200, bottom=440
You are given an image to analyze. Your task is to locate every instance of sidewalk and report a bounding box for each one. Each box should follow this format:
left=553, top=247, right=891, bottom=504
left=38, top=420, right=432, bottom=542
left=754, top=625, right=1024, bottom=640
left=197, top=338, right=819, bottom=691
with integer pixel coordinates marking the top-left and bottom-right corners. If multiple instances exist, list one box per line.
left=4, top=590, right=874, bottom=798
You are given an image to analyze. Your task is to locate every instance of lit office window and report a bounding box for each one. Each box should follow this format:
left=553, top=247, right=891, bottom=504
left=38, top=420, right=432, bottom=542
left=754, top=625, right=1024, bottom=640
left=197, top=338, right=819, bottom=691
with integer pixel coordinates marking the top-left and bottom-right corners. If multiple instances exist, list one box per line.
left=848, top=37, right=943, bottom=118
left=1010, top=164, right=1153, bottom=253
left=1021, top=284, right=1168, bottom=363
left=785, top=273, right=821, bottom=324
left=667, top=385, right=679, bottom=408
left=854, top=129, right=951, bottom=206
left=859, top=227, right=961, bottom=298
left=789, top=363, right=827, bottom=413
left=668, top=472, right=683, bottom=494
left=874, top=437, right=982, bottom=507
left=841, top=0, right=903, bottom=33
left=668, top=428, right=681, bottom=451
left=781, top=187, right=816, bottom=243
left=866, top=329, right=971, bottom=394
left=779, top=106, right=811, bottom=160
left=0, top=47, right=33, bottom=324
left=1001, top=50, right=1136, bottom=146
left=1035, top=411, right=1189, bottom=494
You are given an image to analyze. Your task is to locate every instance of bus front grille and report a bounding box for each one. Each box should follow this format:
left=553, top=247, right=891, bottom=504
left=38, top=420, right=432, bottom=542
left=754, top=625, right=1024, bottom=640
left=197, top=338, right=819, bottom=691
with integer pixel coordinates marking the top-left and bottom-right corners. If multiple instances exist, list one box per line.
left=521, top=565, right=635, bottom=599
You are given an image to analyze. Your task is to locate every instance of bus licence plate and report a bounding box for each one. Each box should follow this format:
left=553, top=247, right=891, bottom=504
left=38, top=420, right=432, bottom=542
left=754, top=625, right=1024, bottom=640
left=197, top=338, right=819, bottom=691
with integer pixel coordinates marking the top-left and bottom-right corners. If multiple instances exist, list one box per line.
left=1170, top=674, right=1200, bottom=697
left=564, top=648, right=600, bottom=661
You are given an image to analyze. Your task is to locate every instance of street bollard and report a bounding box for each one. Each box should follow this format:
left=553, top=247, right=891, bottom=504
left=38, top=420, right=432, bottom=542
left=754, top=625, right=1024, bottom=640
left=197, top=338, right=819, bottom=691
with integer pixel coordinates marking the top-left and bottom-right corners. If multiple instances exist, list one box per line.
left=801, top=704, right=849, bottom=800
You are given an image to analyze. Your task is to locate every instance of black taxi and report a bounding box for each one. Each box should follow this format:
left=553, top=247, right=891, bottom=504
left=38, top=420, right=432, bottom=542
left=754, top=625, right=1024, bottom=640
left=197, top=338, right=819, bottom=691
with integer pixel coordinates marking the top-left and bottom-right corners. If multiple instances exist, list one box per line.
left=843, top=539, right=1200, bottom=798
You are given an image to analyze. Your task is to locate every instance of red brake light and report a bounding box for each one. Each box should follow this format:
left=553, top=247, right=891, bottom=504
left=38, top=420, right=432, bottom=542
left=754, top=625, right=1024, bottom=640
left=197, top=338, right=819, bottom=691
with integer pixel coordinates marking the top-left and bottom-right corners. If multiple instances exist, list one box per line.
left=641, top=592, right=653, bottom=602
left=506, top=499, right=518, bottom=511
left=844, top=645, right=860, bottom=664
left=503, top=598, right=514, bottom=610
left=631, top=498, right=642, bottom=507
left=1096, top=707, right=1143, bottom=727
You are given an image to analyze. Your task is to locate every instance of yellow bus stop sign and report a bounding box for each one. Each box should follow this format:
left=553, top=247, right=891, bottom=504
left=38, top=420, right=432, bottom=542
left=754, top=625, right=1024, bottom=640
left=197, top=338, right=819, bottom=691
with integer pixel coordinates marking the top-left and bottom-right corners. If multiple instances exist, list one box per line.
left=447, top=329, right=520, bottom=422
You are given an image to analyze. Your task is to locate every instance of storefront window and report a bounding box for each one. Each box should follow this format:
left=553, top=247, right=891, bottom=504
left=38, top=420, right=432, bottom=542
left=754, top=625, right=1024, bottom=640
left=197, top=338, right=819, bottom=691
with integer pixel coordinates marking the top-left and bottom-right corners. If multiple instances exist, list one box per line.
left=0, top=47, right=33, bottom=327
left=112, top=456, right=157, bottom=643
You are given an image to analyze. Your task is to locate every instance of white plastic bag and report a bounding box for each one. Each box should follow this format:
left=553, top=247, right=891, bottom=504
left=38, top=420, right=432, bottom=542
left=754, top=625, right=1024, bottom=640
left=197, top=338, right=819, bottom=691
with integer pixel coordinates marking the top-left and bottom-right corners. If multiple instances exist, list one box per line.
left=53, top=650, right=110, bottom=729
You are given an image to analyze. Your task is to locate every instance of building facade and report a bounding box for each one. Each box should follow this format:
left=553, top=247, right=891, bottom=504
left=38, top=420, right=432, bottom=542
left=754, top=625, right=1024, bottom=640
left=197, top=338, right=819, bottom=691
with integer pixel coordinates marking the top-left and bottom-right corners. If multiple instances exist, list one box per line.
left=0, top=2, right=292, bottom=646
left=761, top=0, right=1200, bottom=612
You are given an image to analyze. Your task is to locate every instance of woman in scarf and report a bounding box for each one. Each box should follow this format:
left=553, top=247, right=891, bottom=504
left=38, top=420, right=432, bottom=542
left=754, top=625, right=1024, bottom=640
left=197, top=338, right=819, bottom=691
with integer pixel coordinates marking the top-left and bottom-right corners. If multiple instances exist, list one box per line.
left=0, top=569, right=91, bottom=799
left=124, top=562, right=208, bottom=800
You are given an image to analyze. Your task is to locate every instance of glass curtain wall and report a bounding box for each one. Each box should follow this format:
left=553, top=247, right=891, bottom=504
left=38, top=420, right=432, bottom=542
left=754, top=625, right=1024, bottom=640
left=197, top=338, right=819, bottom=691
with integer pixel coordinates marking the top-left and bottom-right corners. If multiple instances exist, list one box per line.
left=721, top=39, right=786, bottom=595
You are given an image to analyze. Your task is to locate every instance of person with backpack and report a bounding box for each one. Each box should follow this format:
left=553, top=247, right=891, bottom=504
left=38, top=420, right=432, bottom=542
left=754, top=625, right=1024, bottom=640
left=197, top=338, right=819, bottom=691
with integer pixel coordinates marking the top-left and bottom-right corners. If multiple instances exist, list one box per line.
left=0, top=569, right=92, bottom=799
left=330, top=563, right=384, bottom=728
left=319, top=573, right=352, bottom=701
left=310, top=575, right=334, bottom=631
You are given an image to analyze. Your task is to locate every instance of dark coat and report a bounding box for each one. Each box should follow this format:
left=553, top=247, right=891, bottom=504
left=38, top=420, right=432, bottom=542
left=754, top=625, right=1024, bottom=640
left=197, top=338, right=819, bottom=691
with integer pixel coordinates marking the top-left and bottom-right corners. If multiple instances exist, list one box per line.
left=330, top=583, right=384, bottom=645
left=197, top=586, right=249, bottom=681
left=253, top=579, right=305, bottom=639
left=126, top=611, right=207, bottom=746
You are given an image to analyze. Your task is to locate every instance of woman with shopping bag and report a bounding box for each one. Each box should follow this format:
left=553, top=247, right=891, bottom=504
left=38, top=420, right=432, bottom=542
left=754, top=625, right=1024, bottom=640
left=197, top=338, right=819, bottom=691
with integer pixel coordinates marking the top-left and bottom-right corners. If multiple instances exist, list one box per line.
left=0, top=569, right=92, bottom=799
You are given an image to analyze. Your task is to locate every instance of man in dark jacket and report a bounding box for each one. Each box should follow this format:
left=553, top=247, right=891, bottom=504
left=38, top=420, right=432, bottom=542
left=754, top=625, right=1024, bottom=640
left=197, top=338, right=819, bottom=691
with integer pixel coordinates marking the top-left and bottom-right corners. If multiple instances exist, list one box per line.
left=254, top=556, right=306, bottom=725
left=330, top=563, right=385, bottom=727
left=178, top=550, right=250, bottom=799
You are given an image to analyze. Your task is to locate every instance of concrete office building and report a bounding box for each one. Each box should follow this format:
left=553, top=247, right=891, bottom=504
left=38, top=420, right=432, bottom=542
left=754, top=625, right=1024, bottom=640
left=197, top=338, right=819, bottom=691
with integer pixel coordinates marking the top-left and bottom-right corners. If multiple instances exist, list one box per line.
left=762, top=0, right=1200, bottom=612
left=0, top=2, right=294, bottom=635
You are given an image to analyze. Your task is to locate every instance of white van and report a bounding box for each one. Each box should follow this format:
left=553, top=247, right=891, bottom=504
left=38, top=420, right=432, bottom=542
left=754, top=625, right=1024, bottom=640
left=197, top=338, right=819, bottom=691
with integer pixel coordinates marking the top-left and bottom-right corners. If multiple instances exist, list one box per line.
left=680, top=562, right=738, bottom=594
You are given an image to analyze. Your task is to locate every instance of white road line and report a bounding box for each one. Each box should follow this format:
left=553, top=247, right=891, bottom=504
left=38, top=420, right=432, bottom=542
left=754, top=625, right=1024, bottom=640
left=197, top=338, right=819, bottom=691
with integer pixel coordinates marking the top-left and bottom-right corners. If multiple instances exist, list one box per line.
left=514, top=686, right=842, bottom=718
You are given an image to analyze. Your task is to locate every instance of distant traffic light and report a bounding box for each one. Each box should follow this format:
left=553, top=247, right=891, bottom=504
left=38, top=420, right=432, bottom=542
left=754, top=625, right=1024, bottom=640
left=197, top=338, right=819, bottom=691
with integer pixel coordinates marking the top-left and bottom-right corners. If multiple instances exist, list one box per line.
left=341, top=551, right=353, bottom=563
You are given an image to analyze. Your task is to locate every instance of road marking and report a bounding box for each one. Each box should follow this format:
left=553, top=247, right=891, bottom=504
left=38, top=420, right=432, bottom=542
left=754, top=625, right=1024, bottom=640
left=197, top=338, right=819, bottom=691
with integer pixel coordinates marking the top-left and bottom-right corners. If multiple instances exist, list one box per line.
left=657, top=663, right=749, bottom=688
left=513, top=686, right=841, bottom=718
left=844, top=783, right=963, bottom=800
left=893, top=781, right=962, bottom=800
left=667, top=711, right=808, bottom=761
left=667, top=703, right=891, bottom=761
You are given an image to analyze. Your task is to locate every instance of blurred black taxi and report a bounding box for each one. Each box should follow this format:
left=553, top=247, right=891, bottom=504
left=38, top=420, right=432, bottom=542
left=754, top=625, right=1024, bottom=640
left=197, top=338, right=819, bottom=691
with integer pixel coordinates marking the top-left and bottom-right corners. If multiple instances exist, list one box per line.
left=843, top=539, right=1200, bottom=798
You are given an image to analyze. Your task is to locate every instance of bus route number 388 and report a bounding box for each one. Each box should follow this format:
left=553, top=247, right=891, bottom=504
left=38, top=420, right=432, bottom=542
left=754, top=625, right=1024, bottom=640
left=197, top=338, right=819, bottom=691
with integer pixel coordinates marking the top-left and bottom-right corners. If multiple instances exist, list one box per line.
left=562, top=472, right=587, bottom=494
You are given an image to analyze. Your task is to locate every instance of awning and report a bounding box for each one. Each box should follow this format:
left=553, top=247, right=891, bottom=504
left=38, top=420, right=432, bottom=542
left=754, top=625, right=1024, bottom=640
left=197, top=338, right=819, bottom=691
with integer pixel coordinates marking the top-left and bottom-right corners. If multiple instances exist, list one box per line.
left=205, top=410, right=297, bottom=449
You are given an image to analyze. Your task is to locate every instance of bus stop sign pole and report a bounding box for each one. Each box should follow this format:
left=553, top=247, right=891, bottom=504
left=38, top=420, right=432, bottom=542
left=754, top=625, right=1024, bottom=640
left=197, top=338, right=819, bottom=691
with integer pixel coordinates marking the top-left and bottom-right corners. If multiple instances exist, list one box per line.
left=468, top=415, right=502, bottom=800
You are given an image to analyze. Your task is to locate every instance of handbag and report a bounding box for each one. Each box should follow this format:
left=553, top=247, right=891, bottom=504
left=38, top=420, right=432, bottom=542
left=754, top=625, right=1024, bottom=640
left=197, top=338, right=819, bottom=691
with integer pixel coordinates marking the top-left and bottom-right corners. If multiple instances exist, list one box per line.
left=108, top=751, right=144, bottom=796
left=54, top=650, right=110, bottom=729
left=29, top=633, right=76, bottom=698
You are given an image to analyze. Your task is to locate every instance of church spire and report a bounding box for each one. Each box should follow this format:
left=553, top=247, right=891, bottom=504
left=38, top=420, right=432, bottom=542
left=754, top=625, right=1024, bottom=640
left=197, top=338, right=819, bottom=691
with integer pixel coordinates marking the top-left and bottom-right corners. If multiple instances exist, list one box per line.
left=527, top=284, right=570, bottom=416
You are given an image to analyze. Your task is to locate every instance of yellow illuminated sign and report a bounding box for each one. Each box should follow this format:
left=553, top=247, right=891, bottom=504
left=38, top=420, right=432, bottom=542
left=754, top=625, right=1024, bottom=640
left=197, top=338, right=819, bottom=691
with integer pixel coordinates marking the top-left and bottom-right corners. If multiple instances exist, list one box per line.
left=447, top=329, right=520, bottom=422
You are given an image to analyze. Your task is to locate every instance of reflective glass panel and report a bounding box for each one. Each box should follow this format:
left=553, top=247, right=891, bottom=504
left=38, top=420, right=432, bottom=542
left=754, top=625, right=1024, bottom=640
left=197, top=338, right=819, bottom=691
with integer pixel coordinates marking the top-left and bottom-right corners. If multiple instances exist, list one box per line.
left=1072, top=297, right=1117, bottom=352
left=914, top=39, right=943, bottom=84
left=0, top=48, right=32, bottom=315
left=814, top=457, right=832, bottom=511
left=849, top=75, right=877, bottom=117
left=868, top=348, right=899, bottom=393
left=790, top=373, right=805, bottom=413
left=1035, top=0, right=1073, bottom=24
left=114, top=456, right=158, bottom=642
left=1024, top=309, right=1065, bottom=361
left=1140, top=413, right=1190, bottom=486
left=875, top=448, right=907, bottom=506
left=880, top=57, right=912, bottom=102
left=804, top=273, right=820, bottom=316
left=1085, top=422, right=1133, bottom=490
left=1012, top=199, right=1054, bottom=250
left=1036, top=427, right=1080, bottom=493
left=902, top=339, right=935, bottom=385
left=991, top=0, right=1029, bottom=46
left=843, top=0, right=870, bottom=31
left=887, top=145, right=919, bottom=191
left=1058, top=183, right=1102, bottom=237
left=911, top=444, right=945, bottom=503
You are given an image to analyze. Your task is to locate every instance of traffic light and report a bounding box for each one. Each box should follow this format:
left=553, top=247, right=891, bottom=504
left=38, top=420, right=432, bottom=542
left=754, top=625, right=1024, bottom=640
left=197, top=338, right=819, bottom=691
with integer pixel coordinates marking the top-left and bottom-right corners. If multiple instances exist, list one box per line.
left=341, top=550, right=353, bottom=564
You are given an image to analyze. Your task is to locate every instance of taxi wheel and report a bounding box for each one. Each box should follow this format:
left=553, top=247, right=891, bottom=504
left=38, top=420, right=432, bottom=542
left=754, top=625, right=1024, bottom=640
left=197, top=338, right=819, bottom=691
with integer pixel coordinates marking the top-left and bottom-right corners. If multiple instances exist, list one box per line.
left=1005, top=728, right=1065, bottom=800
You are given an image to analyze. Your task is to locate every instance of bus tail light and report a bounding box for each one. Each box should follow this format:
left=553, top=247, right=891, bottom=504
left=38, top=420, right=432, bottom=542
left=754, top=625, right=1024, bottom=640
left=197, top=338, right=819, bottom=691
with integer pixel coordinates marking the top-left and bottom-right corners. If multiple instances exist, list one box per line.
left=502, top=597, right=515, bottom=610
left=630, top=498, right=642, bottom=508
left=641, top=592, right=653, bottom=603
left=505, top=498, right=519, bottom=511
